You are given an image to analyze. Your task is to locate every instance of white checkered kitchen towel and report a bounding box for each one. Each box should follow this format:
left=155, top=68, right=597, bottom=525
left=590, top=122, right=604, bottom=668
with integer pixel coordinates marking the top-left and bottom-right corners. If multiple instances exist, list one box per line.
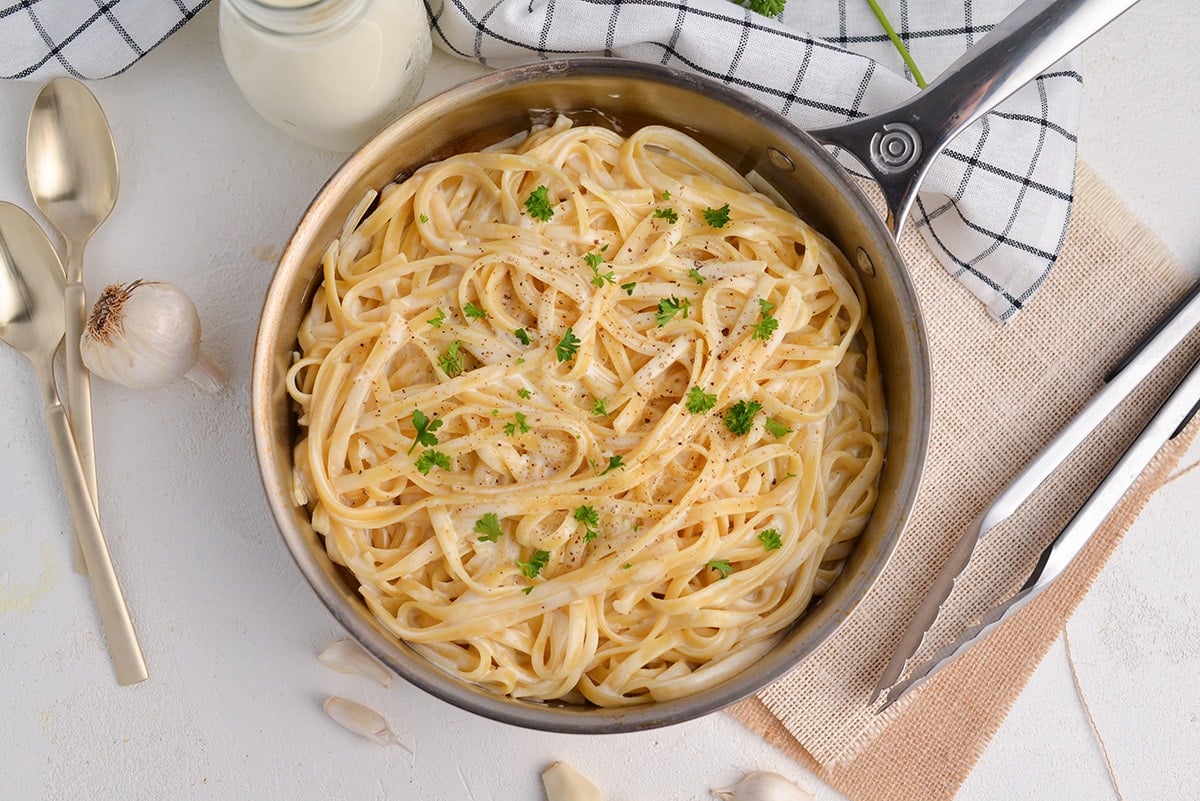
left=1, top=0, right=1081, bottom=321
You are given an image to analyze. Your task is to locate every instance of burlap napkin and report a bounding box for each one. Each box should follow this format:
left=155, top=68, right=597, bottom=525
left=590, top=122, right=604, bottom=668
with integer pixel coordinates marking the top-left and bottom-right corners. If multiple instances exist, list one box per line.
left=728, top=161, right=1198, bottom=801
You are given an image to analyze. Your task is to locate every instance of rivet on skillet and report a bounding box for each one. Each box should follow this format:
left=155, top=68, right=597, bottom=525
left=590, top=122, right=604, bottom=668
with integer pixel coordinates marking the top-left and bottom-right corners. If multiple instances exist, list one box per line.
left=869, top=123, right=922, bottom=174
left=767, top=147, right=794, bottom=172
left=855, top=247, right=877, bottom=278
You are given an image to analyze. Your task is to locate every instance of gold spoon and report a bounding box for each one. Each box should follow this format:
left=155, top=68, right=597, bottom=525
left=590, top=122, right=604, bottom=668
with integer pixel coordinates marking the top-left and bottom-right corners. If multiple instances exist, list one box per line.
left=0, top=202, right=146, bottom=685
left=26, top=77, right=119, bottom=568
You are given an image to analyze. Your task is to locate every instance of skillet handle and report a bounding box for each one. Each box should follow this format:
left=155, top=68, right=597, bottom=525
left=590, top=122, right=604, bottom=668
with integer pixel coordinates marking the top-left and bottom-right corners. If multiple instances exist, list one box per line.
left=808, top=0, right=1138, bottom=239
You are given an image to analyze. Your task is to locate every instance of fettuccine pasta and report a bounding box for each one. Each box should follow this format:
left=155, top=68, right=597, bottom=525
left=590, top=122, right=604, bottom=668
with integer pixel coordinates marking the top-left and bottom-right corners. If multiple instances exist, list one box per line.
left=287, top=118, right=885, bottom=706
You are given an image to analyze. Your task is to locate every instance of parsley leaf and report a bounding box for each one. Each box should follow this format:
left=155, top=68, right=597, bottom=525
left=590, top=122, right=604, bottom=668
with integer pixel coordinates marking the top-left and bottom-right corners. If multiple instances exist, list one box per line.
left=503, top=411, right=531, bottom=437
left=622, top=562, right=633, bottom=569
left=620, top=282, right=637, bottom=296
left=598, top=454, right=624, bottom=475
left=555, top=328, right=581, bottom=362
left=592, top=397, right=608, bottom=416
left=463, top=301, right=487, bottom=320
left=662, top=189, right=671, bottom=200
left=687, top=266, right=706, bottom=285
left=764, top=417, right=792, bottom=438
left=517, top=387, right=532, bottom=400
left=415, top=449, right=451, bottom=475
left=582, top=245, right=608, bottom=269
left=517, top=549, right=551, bottom=578
left=514, top=328, right=532, bottom=346
left=474, top=513, right=504, bottom=542
left=418, top=213, right=429, bottom=224
left=702, top=203, right=731, bottom=228
left=724, top=399, right=763, bottom=435
left=656, top=296, right=690, bottom=327
left=752, top=298, right=779, bottom=341
left=522, top=586, right=535, bottom=595
left=438, top=340, right=465, bottom=377
left=574, top=505, right=601, bottom=542
left=708, top=559, right=735, bottom=579
left=523, top=185, right=555, bottom=221
left=428, top=307, right=446, bottom=329
left=590, top=263, right=616, bottom=288
left=407, top=409, right=443, bottom=454
left=758, top=529, right=782, bottom=551
left=653, top=207, right=679, bottom=224
left=685, top=386, right=717, bottom=414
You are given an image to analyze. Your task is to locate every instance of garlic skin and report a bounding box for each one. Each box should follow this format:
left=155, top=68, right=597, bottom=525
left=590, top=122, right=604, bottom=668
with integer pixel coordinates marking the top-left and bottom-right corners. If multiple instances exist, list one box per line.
left=542, top=761, right=603, bottom=801
left=318, top=638, right=394, bottom=688
left=712, top=771, right=814, bottom=801
left=321, top=696, right=411, bottom=751
left=80, top=280, right=226, bottom=392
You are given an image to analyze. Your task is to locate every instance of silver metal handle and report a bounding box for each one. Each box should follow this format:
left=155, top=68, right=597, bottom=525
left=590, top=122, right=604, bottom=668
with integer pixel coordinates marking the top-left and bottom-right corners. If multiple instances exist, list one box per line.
left=35, top=356, right=147, bottom=685
left=810, top=0, right=1139, bottom=237
left=64, top=267, right=96, bottom=575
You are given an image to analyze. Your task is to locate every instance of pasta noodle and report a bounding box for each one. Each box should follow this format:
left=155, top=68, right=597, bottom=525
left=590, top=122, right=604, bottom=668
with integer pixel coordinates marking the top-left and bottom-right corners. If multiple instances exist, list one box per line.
left=287, top=117, right=886, bottom=706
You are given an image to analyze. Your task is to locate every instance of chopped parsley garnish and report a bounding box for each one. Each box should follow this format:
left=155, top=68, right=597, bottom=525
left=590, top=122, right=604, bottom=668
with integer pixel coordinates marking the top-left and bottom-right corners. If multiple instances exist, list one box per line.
left=724, top=399, right=763, bottom=435
left=474, top=513, right=504, bottom=542
left=764, top=417, right=792, bottom=438
left=418, top=213, right=429, bottom=224
left=751, top=298, right=779, bottom=341
left=415, top=449, right=451, bottom=475
left=622, top=562, right=632, bottom=569
left=620, top=282, right=637, bottom=296
left=503, top=411, right=531, bottom=437
left=574, top=505, right=601, bottom=542
left=438, top=340, right=465, bottom=377
left=685, top=386, right=717, bottom=414
left=598, top=454, right=624, bottom=475
left=688, top=267, right=706, bottom=285
left=517, top=387, right=532, bottom=400
left=463, top=301, right=488, bottom=320
left=653, top=207, right=679, bottom=224
left=592, top=397, right=608, bottom=416
left=758, top=529, right=782, bottom=551
left=656, top=296, right=689, bottom=327
left=589, top=263, right=616, bottom=288
left=407, top=409, right=443, bottom=454
left=517, top=549, right=551, bottom=578
left=555, top=328, right=581, bottom=362
left=522, top=586, right=535, bottom=595
left=514, top=328, right=532, bottom=346
left=703, top=203, right=731, bottom=228
left=583, top=245, right=608, bottom=269
left=662, top=189, right=671, bottom=200
left=427, top=307, right=446, bottom=329
left=708, top=559, right=735, bottom=579
left=523, top=185, right=555, bottom=221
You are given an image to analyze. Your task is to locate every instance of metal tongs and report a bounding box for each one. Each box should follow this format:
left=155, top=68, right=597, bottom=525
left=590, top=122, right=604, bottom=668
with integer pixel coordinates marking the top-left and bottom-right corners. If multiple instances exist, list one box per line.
left=874, top=283, right=1200, bottom=710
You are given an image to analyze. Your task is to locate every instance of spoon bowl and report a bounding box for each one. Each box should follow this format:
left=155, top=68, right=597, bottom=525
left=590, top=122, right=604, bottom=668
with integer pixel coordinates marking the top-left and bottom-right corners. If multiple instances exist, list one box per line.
left=0, top=201, right=145, bottom=685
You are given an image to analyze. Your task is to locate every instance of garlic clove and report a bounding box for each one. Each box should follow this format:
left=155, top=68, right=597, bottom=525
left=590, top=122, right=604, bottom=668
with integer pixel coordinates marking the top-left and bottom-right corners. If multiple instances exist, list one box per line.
left=80, top=279, right=226, bottom=393
left=321, top=696, right=411, bottom=751
left=712, top=771, right=814, bottom=801
left=317, top=638, right=394, bottom=688
left=542, top=761, right=604, bottom=801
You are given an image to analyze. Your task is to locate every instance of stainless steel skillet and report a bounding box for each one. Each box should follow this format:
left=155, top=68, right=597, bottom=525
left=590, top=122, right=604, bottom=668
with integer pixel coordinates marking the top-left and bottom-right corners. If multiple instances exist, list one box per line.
left=252, top=0, right=1139, bottom=732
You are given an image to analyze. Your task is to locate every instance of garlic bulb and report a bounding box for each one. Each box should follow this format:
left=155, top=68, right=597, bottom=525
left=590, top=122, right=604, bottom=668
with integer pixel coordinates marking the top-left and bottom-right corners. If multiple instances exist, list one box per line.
left=321, top=696, right=410, bottom=751
left=318, top=639, right=394, bottom=688
left=80, top=279, right=226, bottom=392
left=542, top=761, right=603, bottom=801
left=712, top=771, right=814, bottom=801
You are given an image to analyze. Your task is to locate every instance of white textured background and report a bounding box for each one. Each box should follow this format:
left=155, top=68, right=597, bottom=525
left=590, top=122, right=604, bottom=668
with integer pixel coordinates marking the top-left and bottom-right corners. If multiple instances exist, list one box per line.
left=0, top=2, right=1197, bottom=799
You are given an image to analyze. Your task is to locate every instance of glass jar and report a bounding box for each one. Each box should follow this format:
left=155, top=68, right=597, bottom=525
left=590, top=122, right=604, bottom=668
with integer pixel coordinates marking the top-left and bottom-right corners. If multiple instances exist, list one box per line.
left=218, top=0, right=432, bottom=153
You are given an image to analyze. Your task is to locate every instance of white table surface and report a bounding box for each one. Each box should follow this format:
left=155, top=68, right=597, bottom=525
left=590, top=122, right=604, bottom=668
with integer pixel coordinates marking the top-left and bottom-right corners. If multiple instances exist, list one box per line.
left=1, top=4, right=1197, bottom=799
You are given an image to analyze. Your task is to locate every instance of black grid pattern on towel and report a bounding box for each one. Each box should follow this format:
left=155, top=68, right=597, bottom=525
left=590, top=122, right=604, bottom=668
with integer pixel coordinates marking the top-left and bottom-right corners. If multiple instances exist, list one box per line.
left=429, top=0, right=1084, bottom=321
left=0, top=0, right=210, bottom=80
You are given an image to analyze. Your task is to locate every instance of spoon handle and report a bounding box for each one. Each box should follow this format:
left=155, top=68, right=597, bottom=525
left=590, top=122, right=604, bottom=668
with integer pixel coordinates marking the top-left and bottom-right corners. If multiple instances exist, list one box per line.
left=64, top=263, right=98, bottom=575
left=37, top=359, right=147, bottom=685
